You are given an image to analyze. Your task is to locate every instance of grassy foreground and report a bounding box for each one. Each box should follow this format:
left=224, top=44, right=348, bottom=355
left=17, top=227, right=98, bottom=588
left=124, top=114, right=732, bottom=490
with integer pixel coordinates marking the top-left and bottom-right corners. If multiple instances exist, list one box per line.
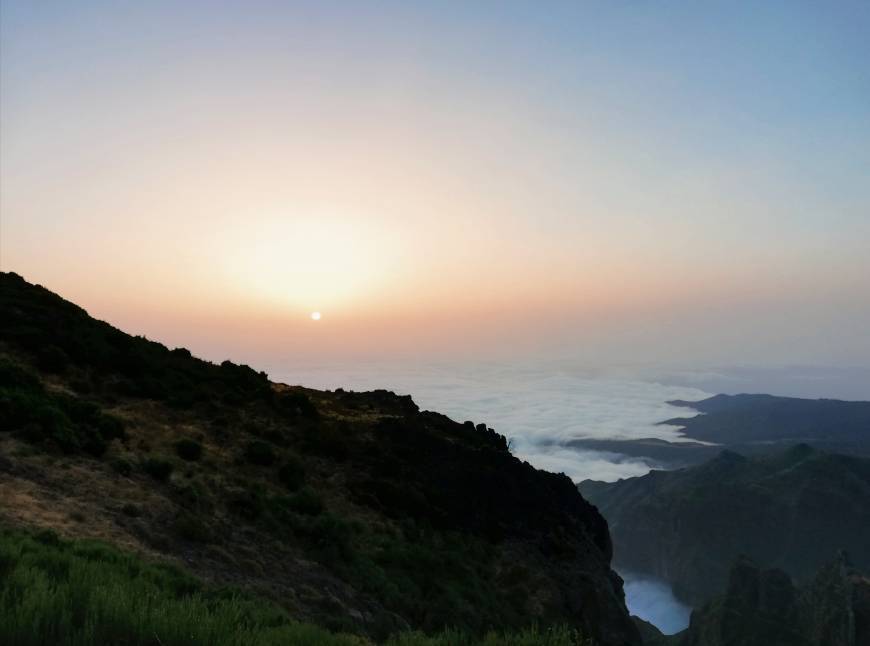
left=0, top=527, right=587, bottom=646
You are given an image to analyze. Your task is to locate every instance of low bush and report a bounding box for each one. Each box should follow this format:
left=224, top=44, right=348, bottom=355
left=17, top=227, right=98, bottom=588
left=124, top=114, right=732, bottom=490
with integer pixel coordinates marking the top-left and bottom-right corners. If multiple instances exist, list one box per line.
left=0, top=526, right=365, bottom=646
left=36, top=345, right=70, bottom=373
left=304, top=425, right=350, bottom=460
left=0, top=358, right=124, bottom=456
left=288, top=486, right=324, bottom=516
left=142, top=457, right=173, bottom=482
left=0, top=525, right=584, bottom=646
left=307, top=513, right=355, bottom=563
left=274, top=391, right=319, bottom=420
left=278, top=454, right=306, bottom=490
left=387, top=627, right=588, bottom=645
left=226, top=487, right=265, bottom=520
left=121, top=503, right=141, bottom=518
left=175, top=438, right=204, bottom=461
left=173, top=515, right=212, bottom=543
left=173, top=481, right=213, bottom=514
left=244, top=440, right=276, bottom=466
left=112, top=458, right=133, bottom=477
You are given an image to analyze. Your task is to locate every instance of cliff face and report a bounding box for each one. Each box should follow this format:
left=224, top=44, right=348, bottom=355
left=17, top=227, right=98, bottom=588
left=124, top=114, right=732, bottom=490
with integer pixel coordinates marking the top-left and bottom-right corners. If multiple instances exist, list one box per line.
left=683, top=555, right=870, bottom=646
left=0, top=272, right=640, bottom=644
left=579, top=446, right=870, bottom=606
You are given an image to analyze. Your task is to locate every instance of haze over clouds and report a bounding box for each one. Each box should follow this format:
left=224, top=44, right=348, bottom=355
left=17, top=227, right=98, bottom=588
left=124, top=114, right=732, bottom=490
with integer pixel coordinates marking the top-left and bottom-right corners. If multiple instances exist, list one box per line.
left=2, top=1, right=869, bottom=372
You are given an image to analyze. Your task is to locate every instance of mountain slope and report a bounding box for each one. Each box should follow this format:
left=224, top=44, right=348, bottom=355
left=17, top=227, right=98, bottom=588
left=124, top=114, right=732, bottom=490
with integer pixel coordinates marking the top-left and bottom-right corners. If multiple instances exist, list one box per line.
left=579, top=446, right=870, bottom=606
left=0, top=271, right=640, bottom=644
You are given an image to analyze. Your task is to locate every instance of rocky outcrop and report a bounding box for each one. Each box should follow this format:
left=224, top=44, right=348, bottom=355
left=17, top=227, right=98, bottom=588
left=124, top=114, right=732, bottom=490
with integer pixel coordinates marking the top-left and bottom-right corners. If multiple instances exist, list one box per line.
left=682, top=555, right=870, bottom=646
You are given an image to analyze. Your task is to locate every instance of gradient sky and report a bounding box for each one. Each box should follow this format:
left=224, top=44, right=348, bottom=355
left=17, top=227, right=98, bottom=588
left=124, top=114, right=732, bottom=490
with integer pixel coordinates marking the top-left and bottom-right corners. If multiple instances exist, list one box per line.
left=2, top=1, right=869, bottom=369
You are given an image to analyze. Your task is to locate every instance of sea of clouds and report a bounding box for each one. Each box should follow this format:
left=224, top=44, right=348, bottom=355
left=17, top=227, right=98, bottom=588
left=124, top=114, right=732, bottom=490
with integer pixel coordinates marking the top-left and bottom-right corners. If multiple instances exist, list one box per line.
left=271, top=359, right=706, bottom=632
left=270, top=360, right=711, bottom=482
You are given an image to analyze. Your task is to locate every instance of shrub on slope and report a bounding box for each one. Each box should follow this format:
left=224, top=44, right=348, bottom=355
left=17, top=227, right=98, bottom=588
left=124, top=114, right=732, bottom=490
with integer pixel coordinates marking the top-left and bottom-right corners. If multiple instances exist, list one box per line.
left=0, top=527, right=588, bottom=646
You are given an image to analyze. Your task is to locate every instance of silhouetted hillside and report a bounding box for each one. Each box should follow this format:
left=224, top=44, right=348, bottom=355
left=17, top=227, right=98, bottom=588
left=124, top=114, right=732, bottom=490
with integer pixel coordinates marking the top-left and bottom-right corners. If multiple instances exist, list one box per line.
left=0, top=272, right=640, bottom=645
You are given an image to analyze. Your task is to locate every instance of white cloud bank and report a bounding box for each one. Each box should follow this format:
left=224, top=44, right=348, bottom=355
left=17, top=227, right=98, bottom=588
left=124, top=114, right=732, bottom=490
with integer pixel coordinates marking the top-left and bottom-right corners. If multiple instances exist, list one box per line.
left=272, top=360, right=711, bottom=482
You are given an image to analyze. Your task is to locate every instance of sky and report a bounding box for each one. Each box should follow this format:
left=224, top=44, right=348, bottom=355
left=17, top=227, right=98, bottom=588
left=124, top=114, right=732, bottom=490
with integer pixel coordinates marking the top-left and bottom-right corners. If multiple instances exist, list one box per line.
left=2, top=1, right=869, bottom=371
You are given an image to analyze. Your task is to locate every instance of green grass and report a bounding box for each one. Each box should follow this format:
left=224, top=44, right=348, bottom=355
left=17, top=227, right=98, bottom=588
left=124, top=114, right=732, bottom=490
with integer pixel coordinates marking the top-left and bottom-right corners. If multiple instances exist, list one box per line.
left=0, top=527, right=588, bottom=646
left=0, top=527, right=365, bottom=646
left=387, top=628, right=589, bottom=646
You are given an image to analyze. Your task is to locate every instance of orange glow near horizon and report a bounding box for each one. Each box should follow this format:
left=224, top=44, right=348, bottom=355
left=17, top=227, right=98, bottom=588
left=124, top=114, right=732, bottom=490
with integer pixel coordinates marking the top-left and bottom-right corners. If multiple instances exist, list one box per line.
left=2, top=3, right=868, bottom=368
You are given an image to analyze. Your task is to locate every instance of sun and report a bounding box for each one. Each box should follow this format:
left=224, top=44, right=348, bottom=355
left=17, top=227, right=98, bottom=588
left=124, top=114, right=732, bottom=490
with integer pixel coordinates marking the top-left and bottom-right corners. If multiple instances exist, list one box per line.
left=310, top=311, right=321, bottom=321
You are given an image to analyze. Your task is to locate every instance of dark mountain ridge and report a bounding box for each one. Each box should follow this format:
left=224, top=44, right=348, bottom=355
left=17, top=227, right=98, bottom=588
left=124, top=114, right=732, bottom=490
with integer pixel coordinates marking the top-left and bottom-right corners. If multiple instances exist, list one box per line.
left=570, top=392, right=870, bottom=470
left=664, top=393, right=870, bottom=444
left=0, top=271, right=640, bottom=644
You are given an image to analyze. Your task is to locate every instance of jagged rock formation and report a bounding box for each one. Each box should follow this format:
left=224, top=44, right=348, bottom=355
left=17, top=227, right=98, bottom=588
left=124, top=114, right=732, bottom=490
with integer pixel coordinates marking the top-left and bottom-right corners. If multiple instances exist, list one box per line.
left=682, top=555, right=870, bottom=646
left=579, top=446, right=870, bottom=606
left=0, top=272, right=640, bottom=644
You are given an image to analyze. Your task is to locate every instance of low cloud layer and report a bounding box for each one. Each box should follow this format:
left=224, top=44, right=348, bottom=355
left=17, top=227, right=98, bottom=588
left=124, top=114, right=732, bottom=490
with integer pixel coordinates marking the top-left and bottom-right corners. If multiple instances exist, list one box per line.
left=273, top=361, right=710, bottom=482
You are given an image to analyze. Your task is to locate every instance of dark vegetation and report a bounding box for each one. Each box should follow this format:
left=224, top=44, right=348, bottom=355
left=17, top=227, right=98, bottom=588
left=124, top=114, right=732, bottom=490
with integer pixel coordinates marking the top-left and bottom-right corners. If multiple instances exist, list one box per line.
left=0, top=526, right=591, bottom=646
left=278, top=454, right=306, bottom=490
left=245, top=439, right=277, bottom=466
left=0, top=272, right=639, bottom=645
left=0, top=272, right=312, bottom=417
left=111, top=457, right=133, bottom=476
left=0, top=358, right=125, bottom=456
left=142, top=456, right=174, bottom=481
left=174, top=437, right=203, bottom=461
